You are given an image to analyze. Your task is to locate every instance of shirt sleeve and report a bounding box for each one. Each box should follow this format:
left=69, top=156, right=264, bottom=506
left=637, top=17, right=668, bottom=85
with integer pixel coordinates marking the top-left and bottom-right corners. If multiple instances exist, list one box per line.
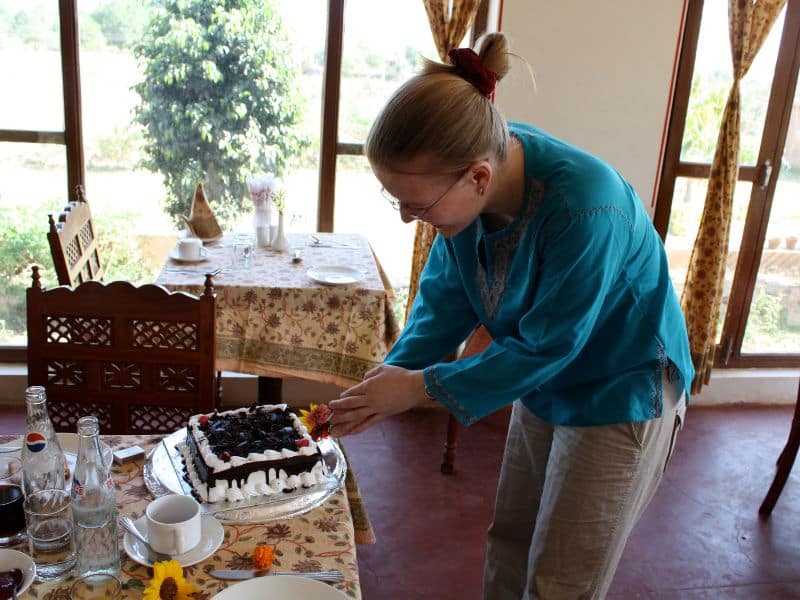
left=425, top=208, right=630, bottom=426
left=384, top=235, right=479, bottom=370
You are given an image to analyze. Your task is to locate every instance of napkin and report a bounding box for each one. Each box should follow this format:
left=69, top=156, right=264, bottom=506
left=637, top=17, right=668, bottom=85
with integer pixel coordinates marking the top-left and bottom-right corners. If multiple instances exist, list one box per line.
left=181, top=183, right=223, bottom=241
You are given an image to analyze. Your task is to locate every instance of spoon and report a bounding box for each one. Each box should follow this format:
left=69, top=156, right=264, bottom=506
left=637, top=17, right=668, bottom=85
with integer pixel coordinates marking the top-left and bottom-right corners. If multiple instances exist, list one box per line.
left=119, top=516, right=172, bottom=563
left=309, top=235, right=357, bottom=249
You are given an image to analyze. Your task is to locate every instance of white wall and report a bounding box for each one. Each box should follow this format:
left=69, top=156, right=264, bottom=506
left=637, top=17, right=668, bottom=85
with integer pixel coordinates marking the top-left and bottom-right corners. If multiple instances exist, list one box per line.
left=496, top=0, right=686, bottom=214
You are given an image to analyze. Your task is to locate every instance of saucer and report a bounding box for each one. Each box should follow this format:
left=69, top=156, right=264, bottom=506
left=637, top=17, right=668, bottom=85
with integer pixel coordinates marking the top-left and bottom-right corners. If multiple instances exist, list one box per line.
left=0, top=549, right=35, bottom=597
left=169, top=248, right=209, bottom=263
left=123, top=513, right=224, bottom=567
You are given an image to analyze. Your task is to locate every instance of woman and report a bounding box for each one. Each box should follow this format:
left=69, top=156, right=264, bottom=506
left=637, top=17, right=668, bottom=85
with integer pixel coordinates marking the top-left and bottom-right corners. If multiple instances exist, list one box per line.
left=330, top=32, right=693, bottom=599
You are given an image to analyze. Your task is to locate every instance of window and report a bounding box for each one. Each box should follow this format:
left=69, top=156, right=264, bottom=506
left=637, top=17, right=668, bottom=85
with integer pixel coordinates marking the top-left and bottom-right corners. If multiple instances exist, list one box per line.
left=655, top=0, right=800, bottom=366
left=0, top=1, right=492, bottom=354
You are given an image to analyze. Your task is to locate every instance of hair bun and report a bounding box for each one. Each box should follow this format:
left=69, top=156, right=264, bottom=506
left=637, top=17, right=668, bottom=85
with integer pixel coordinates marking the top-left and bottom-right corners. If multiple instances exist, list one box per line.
left=475, top=32, right=510, bottom=81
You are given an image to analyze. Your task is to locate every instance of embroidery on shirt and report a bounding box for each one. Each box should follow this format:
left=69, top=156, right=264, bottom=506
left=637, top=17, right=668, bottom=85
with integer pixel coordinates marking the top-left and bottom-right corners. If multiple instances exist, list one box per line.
left=650, top=343, right=669, bottom=417
left=425, top=366, right=478, bottom=426
left=476, top=178, right=546, bottom=320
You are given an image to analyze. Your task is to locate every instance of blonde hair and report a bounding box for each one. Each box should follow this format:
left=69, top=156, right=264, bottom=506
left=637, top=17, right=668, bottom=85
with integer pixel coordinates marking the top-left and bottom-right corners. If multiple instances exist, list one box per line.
left=365, top=32, right=512, bottom=173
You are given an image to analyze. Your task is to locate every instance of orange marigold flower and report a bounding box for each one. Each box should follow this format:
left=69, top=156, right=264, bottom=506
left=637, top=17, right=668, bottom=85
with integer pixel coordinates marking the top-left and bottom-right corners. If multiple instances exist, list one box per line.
left=253, top=545, right=275, bottom=570
left=299, top=403, right=333, bottom=440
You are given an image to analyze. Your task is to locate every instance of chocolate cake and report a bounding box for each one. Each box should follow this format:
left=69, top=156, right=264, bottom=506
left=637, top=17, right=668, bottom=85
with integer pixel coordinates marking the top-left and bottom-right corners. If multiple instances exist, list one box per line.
left=180, top=404, right=326, bottom=503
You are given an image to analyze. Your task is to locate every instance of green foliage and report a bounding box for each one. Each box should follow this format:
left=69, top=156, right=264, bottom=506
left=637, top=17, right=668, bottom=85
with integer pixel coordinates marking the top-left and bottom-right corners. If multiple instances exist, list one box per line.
left=0, top=202, right=156, bottom=343
left=0, top=208, right=56, bottom=337
left=10, top=6, right=59, bottom=50
left=133, top=0, right=306, bottom=227
left=746, top=286, right=784, bottom=338
left=682, top=71, right=770, bottom=165
left=90, top=0, right=150, bottom=50
left=681, top=73, right=728, bottom=163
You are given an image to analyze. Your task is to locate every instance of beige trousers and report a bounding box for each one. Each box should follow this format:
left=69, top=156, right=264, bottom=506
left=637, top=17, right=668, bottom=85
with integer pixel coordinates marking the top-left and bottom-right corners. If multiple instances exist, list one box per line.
left=483, top=371, right=685, bottom=600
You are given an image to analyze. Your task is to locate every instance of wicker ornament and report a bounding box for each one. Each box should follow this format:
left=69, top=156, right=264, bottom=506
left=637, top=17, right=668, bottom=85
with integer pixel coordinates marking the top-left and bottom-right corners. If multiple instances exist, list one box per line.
left=180, top=184, right=223, bottom=241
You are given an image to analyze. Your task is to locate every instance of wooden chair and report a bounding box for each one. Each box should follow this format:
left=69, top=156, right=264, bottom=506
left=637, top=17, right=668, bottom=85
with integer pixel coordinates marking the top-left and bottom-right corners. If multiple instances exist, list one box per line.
left=759, top=378, right=800, bottom=516
left=441, top=325, right=493, bottom=474
left=48, top=185, right=104, bottom=287
left=27, top=266, right=219, bottom=434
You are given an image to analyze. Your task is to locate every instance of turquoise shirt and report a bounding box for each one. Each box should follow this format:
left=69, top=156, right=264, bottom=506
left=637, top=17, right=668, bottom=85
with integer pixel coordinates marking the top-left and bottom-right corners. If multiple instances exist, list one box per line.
left=385, top=122, right=694, bottom=427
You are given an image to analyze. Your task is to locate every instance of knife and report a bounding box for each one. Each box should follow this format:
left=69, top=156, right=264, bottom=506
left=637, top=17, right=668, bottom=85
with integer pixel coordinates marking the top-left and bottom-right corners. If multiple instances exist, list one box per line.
left=209, top=569, right=344, bottom=582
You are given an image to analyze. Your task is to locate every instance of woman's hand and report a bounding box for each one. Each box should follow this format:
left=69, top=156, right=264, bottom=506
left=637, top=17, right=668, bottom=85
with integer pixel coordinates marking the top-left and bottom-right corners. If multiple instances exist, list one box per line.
left=329, top=364, right=429, bottom=436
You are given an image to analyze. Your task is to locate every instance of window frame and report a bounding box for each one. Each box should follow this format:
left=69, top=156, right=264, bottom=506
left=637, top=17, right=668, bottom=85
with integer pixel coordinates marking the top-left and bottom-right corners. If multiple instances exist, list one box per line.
left=0, top=0, right=493, bottom=360
left=0, top=0, right=84, bottom=361
left=654, top=0, right=800, bottom=368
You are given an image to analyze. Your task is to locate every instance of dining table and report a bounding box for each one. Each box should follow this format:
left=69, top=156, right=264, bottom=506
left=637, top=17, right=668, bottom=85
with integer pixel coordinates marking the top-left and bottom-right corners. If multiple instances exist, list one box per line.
left=0, top=433, right=364, bottom=599
left=155, top=232, right=401, bottom=389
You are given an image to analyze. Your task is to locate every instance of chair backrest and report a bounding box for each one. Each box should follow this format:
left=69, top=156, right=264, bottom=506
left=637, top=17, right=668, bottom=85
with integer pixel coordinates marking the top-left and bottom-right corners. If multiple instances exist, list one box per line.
left=27, top=267, right=217, bottom=435
left=48, top=186, right=103, bottom=287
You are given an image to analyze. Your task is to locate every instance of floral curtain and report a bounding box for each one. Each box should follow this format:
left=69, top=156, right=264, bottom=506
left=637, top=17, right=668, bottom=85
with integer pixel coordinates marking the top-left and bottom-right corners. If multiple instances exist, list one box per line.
left=404, top=0, right=482, bottom=321
left=681, top=0, right=786, bottom=394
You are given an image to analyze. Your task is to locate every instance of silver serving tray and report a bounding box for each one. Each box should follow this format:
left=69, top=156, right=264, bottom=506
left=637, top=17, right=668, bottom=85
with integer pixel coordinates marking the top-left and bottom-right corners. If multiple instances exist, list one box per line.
left=143, top=428, right=346, bottom=523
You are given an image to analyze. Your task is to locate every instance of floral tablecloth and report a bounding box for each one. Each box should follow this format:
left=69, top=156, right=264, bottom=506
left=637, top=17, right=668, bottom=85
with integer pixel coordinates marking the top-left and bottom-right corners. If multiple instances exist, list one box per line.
left=0, top=434, right=361, bottom=599
left=156, top=233, right=400, bottom=388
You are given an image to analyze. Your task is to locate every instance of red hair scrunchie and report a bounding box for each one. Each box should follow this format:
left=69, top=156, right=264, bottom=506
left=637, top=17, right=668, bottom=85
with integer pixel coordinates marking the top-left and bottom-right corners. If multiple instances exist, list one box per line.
left=448, top=48, right=497, bottom=101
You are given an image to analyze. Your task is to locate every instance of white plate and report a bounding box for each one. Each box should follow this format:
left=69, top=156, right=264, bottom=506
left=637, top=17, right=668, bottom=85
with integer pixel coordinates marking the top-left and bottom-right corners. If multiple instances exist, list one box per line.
left=306, top=265, right=365, bottom=286
left=0, top=549, right=36, bottom=597
left=123, top=513, right=224, bottom=567
left=212, top=575, right=349, bottom=600
left=169, top=247, right=209, bottom=263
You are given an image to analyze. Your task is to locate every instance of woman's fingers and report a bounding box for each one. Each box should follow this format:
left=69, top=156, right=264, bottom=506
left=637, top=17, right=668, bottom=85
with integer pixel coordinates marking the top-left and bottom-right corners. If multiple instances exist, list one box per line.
left=329, top=405, right=374, bottom=428
left=330, top=394, right=370, bottom=411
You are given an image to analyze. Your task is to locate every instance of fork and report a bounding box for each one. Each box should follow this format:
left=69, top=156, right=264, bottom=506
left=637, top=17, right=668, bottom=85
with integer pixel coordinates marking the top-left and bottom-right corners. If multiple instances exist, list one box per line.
left=119, top=515, right=172, bottom=563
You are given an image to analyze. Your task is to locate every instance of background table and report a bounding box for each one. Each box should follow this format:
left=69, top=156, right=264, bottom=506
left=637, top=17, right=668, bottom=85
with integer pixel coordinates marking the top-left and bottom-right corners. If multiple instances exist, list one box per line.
left=0, top=434, right=362, bottom=599
left=156, top=233, right=400, bottom=388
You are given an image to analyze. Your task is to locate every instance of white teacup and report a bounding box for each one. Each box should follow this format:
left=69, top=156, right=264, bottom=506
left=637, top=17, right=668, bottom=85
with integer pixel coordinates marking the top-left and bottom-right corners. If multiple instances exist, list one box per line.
left=145, top=495, right=201, bottom=555
left=177, top=238, right=206, bottom=261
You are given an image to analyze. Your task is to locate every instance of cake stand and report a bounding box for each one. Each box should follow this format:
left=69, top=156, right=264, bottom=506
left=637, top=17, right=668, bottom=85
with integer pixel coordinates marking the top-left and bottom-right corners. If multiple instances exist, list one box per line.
left=143, top=428, right=346, bottom=523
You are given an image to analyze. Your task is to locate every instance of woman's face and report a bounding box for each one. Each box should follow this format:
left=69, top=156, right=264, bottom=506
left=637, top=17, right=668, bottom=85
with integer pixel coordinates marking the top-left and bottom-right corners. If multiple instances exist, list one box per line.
left=374, top=157, right=487, bottom=238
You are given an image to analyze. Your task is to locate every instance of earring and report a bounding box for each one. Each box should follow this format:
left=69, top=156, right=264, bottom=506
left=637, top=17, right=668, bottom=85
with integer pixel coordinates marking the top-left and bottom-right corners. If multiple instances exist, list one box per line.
left=479, top=187, right=485, bottom=196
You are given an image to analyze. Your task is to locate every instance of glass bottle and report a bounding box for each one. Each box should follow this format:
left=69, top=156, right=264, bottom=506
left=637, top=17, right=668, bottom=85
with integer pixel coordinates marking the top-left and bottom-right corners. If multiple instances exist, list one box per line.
left=21, top=386, right=66, bottom=496
left=71, top=416, right=120, bottom=577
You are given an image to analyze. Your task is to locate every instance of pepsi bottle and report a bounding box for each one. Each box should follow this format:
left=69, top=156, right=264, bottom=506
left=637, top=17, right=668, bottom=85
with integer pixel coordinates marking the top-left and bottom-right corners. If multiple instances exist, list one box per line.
left=21, top=386, right=66, bottom=496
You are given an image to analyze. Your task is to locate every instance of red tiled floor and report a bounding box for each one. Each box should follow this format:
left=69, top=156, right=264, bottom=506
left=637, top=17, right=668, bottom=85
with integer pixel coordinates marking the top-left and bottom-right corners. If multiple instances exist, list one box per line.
left=346, top=405, right=800, bottom=599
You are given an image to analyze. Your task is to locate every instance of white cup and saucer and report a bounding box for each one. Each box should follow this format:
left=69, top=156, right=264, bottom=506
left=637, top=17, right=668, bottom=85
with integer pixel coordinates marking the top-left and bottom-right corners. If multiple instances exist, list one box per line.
left=170, top=237, right=209, bottom=263
left=122, top=495, right=223, bottom=567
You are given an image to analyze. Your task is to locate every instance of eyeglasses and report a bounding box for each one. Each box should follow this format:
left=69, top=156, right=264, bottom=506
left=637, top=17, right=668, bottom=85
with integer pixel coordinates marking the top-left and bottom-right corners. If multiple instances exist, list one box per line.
left=381, top=168, right=468, bottom=220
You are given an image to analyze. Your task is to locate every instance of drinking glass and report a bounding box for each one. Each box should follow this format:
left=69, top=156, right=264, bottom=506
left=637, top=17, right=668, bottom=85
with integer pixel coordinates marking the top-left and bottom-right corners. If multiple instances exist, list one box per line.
left=231, top=233, right=254, bottom=270
left=24, top=489, right=77, bottom=581
left=69, top=574, right=122, bottom=599
left=0, top=457, right=26, bottom=546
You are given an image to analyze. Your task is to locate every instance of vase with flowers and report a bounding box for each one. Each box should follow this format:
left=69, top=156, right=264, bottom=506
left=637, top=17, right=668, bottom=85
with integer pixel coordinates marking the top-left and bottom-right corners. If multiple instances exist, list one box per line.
left=246, top=174, right=274, bottom=247
left=271, top=188, right=291, bottom=252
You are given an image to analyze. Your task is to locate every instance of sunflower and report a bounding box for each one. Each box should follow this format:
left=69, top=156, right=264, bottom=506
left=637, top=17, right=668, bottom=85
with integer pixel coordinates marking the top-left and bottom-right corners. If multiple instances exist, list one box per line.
left=143, top=560, right=197, bottom=600
left=299, top=403, right=333, bottom=440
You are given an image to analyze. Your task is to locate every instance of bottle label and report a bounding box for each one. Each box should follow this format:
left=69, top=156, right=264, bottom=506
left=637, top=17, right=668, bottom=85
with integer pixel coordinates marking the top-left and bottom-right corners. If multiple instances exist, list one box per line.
left=25, top=432, right=47, bottom=453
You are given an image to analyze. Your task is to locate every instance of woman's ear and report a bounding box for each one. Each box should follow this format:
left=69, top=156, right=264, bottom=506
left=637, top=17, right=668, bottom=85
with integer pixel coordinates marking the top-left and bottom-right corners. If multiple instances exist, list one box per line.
left=469, top=160, right=492, bottom=195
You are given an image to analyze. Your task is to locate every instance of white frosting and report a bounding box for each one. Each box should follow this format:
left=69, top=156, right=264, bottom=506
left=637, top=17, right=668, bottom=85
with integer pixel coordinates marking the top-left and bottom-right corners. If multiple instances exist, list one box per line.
left=178, top=442, right=327, bottom=503
left=180, top=404, right=327, bottom=504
